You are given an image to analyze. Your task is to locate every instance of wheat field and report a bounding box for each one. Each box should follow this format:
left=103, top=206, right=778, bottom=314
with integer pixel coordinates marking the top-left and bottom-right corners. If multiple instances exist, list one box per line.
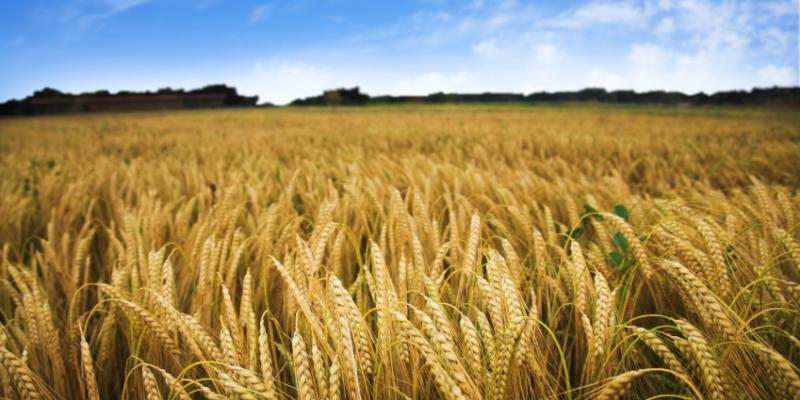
left=0, top=105, right=799, bottom=399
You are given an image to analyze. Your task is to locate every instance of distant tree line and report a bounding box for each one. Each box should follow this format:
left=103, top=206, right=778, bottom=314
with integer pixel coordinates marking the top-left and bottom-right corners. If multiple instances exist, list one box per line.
left=2, top=84, right=798, bottom=116
left=290, top=87, right=370, bottom=106
left=292, top=86, right=800, bottom=107
left=0, top=85, right=259, bottom=116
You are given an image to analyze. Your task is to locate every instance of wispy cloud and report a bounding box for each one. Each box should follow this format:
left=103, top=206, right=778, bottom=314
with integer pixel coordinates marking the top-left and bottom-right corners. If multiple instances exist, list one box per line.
left=191, top=0, right=220, bottom=10
left=580, top=0, right=798, bottom=92
left=326, top=15, right=346, bottom=23
left=7, top=37, right=27, bottom=48
left=757, top=65, right=795, bottom=86
left=343, top=0, right=798, bottom=96
left=472, top=38, right=499, bottom=57
left=393, top=71, right=477, bottom=95
left=250, top=4, right=272, bottom=24
left=78, top=0, right=154, bottom=27
left=545, top=1, right=655, bottom=29
left=231, top=60, right=360, bottom=104
left=653, top=16, right=675, bottom=35
left=357, top=2, right=537, bottom=49
left=762, top=0, right=799, bottom=18
left=3, top=0, right=796, bottom=103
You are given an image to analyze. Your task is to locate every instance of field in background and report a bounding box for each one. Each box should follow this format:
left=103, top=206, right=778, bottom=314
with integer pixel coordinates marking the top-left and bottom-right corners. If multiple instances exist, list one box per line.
left=0, top=105, right=799, bottom=399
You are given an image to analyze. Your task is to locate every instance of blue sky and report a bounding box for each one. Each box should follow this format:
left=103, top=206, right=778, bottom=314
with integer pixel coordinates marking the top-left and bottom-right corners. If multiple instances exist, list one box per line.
left=1, top=0, right=798, bottom=104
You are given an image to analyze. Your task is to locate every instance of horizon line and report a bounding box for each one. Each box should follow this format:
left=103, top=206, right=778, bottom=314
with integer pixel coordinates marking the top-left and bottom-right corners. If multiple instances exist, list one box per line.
left=4, top=83, right=800, bottom=106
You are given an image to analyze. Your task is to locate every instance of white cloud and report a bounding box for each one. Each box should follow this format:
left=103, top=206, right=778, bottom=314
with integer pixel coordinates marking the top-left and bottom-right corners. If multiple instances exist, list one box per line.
left=78, top=0, right=153, bottom=26
left=367, top=1, right=537, bottom=50
left=99, top=0, right=152, bottom=12
left=485, top=13, right=514, bottom=31
left=326, top=15, right=346, bottom=23
left=532, top=43, right=561, bottom=64
left=762, top=0, right=798, bottom=18
left=338, top=0, right=797, bottom=96
left=757, top=65, right=796, bottom=86
left=6, top=0, right=797, bottom=104
left=761, top=27, right=792, bottom=54
left=8, top=37, right=27, bottom=48
left=191, top=0, right=219, bottom=10
left=586, top=69, right=627, bottom=89
left=654, top=17, right=674, bottom=35
left=229, top=61, right=359, bottom=105
left=629, top=43, right=671, bottom=69
left=409, top=11, right=453, bottom=26
left=472, top=38, right=499, bottom=57
left=393, top=71, right=477, bottom=95
left=250, top=4, right=272, bottom=24
left=468, top=0, right=485, bottom=10
left=668, top=0, right=753, bottom=51
left=581, top=39, right=797, bottom=94
left=649, top=0, right=675, bottom=12
left=548, top=1, right=651, bottom=29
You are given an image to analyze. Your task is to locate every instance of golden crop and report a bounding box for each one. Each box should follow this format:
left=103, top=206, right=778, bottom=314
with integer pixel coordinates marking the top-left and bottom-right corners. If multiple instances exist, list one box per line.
left=0, top=105, right=798, bottom=399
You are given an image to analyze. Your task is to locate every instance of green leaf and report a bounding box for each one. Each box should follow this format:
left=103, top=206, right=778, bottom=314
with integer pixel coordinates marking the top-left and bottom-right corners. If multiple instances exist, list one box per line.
left=618, top=276, right=632, bottom=302
left=291, top=193, right=305, bottom=215
left=618, top=283, right=628, bottom=302
left=622, top=259, right=635, bottom=270
left=582, top=204, right=604, bottom=220
left=569, top=227, right=584, bottom=239
left=609, top=251, right=634, bottom=272
left=609, top=251, right=624, bottom=267
left=612, top=204, right=630, bottom=221
left=275, top=342, right=295, bottom=380
left=274, top=161, right=282, bottom=183
left=612, top=232, right=629, bottom=252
